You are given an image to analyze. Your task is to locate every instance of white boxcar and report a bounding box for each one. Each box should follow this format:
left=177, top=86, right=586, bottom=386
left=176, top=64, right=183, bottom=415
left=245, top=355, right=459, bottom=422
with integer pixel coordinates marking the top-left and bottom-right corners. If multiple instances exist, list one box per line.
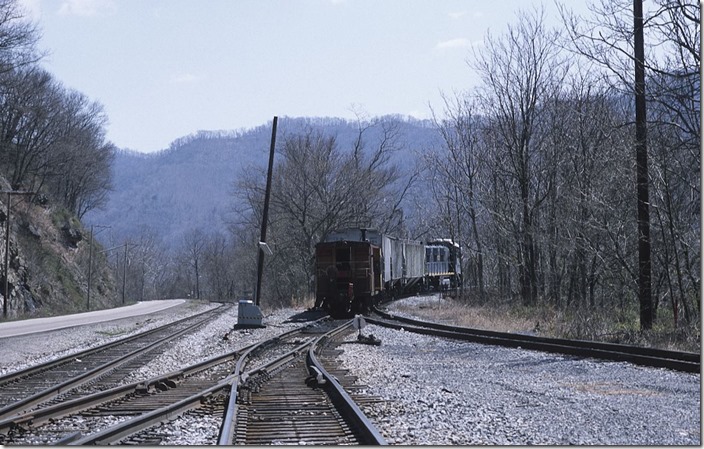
left=325, top=228, right=424, bottom=286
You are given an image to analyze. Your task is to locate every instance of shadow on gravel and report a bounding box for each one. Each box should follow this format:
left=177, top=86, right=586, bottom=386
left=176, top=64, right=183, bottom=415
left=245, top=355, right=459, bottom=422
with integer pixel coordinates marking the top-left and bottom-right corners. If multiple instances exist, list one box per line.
left=283, top=309, right=328, bottom=323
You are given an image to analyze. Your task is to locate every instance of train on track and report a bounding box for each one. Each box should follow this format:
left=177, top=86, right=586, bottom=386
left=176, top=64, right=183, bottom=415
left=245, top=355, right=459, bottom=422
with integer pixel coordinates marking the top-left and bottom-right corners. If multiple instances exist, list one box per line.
left=314, top=228, right=461, bottom=318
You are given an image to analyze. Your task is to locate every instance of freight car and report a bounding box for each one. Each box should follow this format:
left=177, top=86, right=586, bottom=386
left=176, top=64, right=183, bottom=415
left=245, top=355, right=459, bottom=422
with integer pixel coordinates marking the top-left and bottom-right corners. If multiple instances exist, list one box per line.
left=314, top=228, right=460, bottom=318
left=314, top=228, right=425, bottom=317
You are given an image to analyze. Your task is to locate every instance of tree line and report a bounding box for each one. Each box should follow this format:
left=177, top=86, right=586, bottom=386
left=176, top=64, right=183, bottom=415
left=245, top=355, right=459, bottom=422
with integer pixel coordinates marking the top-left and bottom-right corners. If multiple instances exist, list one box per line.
left=426, top=2, right=699, bottom=334
left=0, top=0, right=113, bottom=219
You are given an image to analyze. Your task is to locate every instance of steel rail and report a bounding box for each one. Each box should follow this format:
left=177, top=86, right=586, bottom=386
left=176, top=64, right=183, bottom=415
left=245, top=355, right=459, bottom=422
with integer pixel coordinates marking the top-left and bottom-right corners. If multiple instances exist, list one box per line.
left=0, top=342, right=252, bottom=432
left=307, top=321, right=388, bottom=445
left=0, top=304, right=228, bottom=385
left=72, top=322, right=325, bottom=445
left=217, top=318, right=329, bottom=445
left=370, top=308, right=700, bottom=373
left=0, top=305, right=228, bottom=420
left=69, top=379, right=231, bottom=445
left=219, top=318, right=386, bottom=445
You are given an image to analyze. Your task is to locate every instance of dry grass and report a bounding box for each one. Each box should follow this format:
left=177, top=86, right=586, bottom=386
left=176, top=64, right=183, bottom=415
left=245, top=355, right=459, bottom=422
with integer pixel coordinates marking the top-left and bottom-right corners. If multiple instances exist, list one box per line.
left=394, top=297, right=540, bottom=334
left=392, top=295, right=701, bottom=353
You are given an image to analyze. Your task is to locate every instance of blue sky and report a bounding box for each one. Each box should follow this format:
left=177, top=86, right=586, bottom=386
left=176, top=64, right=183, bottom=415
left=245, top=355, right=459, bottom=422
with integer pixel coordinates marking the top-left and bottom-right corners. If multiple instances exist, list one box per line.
left=20, top=0, right=590, bottom=153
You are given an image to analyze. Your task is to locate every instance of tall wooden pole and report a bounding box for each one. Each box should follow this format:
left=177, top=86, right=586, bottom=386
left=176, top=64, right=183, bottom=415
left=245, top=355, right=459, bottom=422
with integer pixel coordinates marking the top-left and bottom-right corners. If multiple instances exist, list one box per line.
left=122, top=243, right=128, bottom=305
left=87, top=225, right=94, bottom=311
left=255, top=116, right=278, bottom=306
left=634, top=0, right=652, bottom=330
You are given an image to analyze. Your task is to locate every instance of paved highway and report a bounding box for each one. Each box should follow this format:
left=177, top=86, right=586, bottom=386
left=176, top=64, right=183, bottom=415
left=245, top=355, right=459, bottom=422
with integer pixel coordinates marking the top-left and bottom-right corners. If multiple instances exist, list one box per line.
left=0, top=300, right=186, bottom=338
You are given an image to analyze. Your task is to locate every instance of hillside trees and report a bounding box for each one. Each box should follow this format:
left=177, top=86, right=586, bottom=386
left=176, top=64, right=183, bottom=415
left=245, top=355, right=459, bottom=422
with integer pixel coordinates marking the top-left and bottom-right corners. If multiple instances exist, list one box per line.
left=0, top=0, right=119, bottom=318
left=560, top=0, right=700, bottom=328
left=472, top=7, right=567, bottom=306
left=51, top=92, right=115, bottom=219
left=0, top=66, right=114, bottom=218
left=0, top=0, right=114, bottom=219
left=0, top=0, right=41, bottom=73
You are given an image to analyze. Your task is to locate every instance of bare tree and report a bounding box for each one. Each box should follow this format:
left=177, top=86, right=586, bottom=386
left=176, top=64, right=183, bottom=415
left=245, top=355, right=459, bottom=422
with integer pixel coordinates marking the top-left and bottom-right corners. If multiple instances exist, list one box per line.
left=471, top=6, right=567, bottom=305
left=202, top=232, right=236, bottom=300
left=234, top=118, right=412, bottom=305
left=428, top=93, right=486, bottom=301
left=0, top=0, right=42, bottom=72
left=183, top=229, right=206, bottom=299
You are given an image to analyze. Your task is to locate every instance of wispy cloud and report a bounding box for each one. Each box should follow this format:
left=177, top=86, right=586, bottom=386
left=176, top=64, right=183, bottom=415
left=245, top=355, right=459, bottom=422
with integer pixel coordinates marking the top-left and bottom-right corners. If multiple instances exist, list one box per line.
left=449, top=10, right=484, bottom=20
left=435, top=38, right=475, bottom=50
left=58, top=0, right=116, bottom=17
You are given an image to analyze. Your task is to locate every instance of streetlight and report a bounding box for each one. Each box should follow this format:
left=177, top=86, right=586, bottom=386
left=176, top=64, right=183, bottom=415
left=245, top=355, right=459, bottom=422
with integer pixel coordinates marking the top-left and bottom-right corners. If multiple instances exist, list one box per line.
left=86, top=224, right=111, bottom=311
left=2, top=190, right=34, bottom=319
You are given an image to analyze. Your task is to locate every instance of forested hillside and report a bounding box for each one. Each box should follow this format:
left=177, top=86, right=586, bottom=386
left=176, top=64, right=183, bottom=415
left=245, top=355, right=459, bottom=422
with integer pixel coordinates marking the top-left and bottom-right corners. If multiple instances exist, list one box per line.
left=85, top=116, right=439, bottom=251
left=0, top=0, right=117, bottom=319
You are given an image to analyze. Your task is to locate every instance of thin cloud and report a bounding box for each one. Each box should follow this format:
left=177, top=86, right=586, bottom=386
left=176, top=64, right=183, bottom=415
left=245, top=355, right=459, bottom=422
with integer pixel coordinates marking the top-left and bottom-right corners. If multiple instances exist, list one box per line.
left=435, top=38, right=473, bottom=50
left=58, top=0, right=116, bottom=17
left=449, top=10, right=484, bottom=20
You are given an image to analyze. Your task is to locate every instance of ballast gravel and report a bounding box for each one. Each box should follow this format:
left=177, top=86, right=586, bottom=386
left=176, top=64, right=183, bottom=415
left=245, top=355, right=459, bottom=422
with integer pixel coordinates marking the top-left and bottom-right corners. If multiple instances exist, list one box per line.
left=337, top=296, right=701, bottom=445
left=0, top=297, right=700, bottom=445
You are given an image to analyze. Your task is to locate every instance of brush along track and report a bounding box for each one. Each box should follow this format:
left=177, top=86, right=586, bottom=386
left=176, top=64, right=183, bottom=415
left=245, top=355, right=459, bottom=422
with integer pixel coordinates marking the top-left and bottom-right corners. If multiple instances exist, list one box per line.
left=370, top=305, right=699, bottom=373
left=0, top=304, right=230, bottom=422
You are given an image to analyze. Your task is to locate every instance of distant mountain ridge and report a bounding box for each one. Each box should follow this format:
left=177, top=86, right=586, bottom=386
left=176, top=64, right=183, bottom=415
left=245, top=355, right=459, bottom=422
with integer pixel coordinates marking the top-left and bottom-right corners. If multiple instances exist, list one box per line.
left=84, top=116, right=441, bottom=249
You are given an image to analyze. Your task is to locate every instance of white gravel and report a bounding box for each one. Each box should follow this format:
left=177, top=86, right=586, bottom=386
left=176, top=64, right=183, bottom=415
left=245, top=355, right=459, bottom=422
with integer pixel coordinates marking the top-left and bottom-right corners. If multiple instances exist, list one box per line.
left=1, top=297, right=700, bottom=445
left=336, top=296, right=701, bottom=445
left=0, top=301, right=302, bottom=377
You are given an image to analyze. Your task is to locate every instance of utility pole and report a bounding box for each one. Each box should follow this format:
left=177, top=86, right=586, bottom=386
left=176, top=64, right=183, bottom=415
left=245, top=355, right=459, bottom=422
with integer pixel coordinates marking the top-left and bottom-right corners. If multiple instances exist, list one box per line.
left=2, top=190, right=33, bottom=319
left=633, top=0, right=652, bottom=330
left=86, top=224, right=110, bottom=311
left=122, top=242, right=129, bottom=305
left=98, top=241, right=135, bottom=307
left=254, top=116, right=278, bottom=307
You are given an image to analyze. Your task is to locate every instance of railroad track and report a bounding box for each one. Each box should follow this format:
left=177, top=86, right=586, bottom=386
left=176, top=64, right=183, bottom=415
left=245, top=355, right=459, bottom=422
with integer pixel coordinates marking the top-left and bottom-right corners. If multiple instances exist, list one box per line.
left=0, top=304, right=230, bottom=422
left=1, top=316, right=386, bottom=445
left=223, top=319, right=386, bottom=445
left=370, top=305, right=700, bottom=373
